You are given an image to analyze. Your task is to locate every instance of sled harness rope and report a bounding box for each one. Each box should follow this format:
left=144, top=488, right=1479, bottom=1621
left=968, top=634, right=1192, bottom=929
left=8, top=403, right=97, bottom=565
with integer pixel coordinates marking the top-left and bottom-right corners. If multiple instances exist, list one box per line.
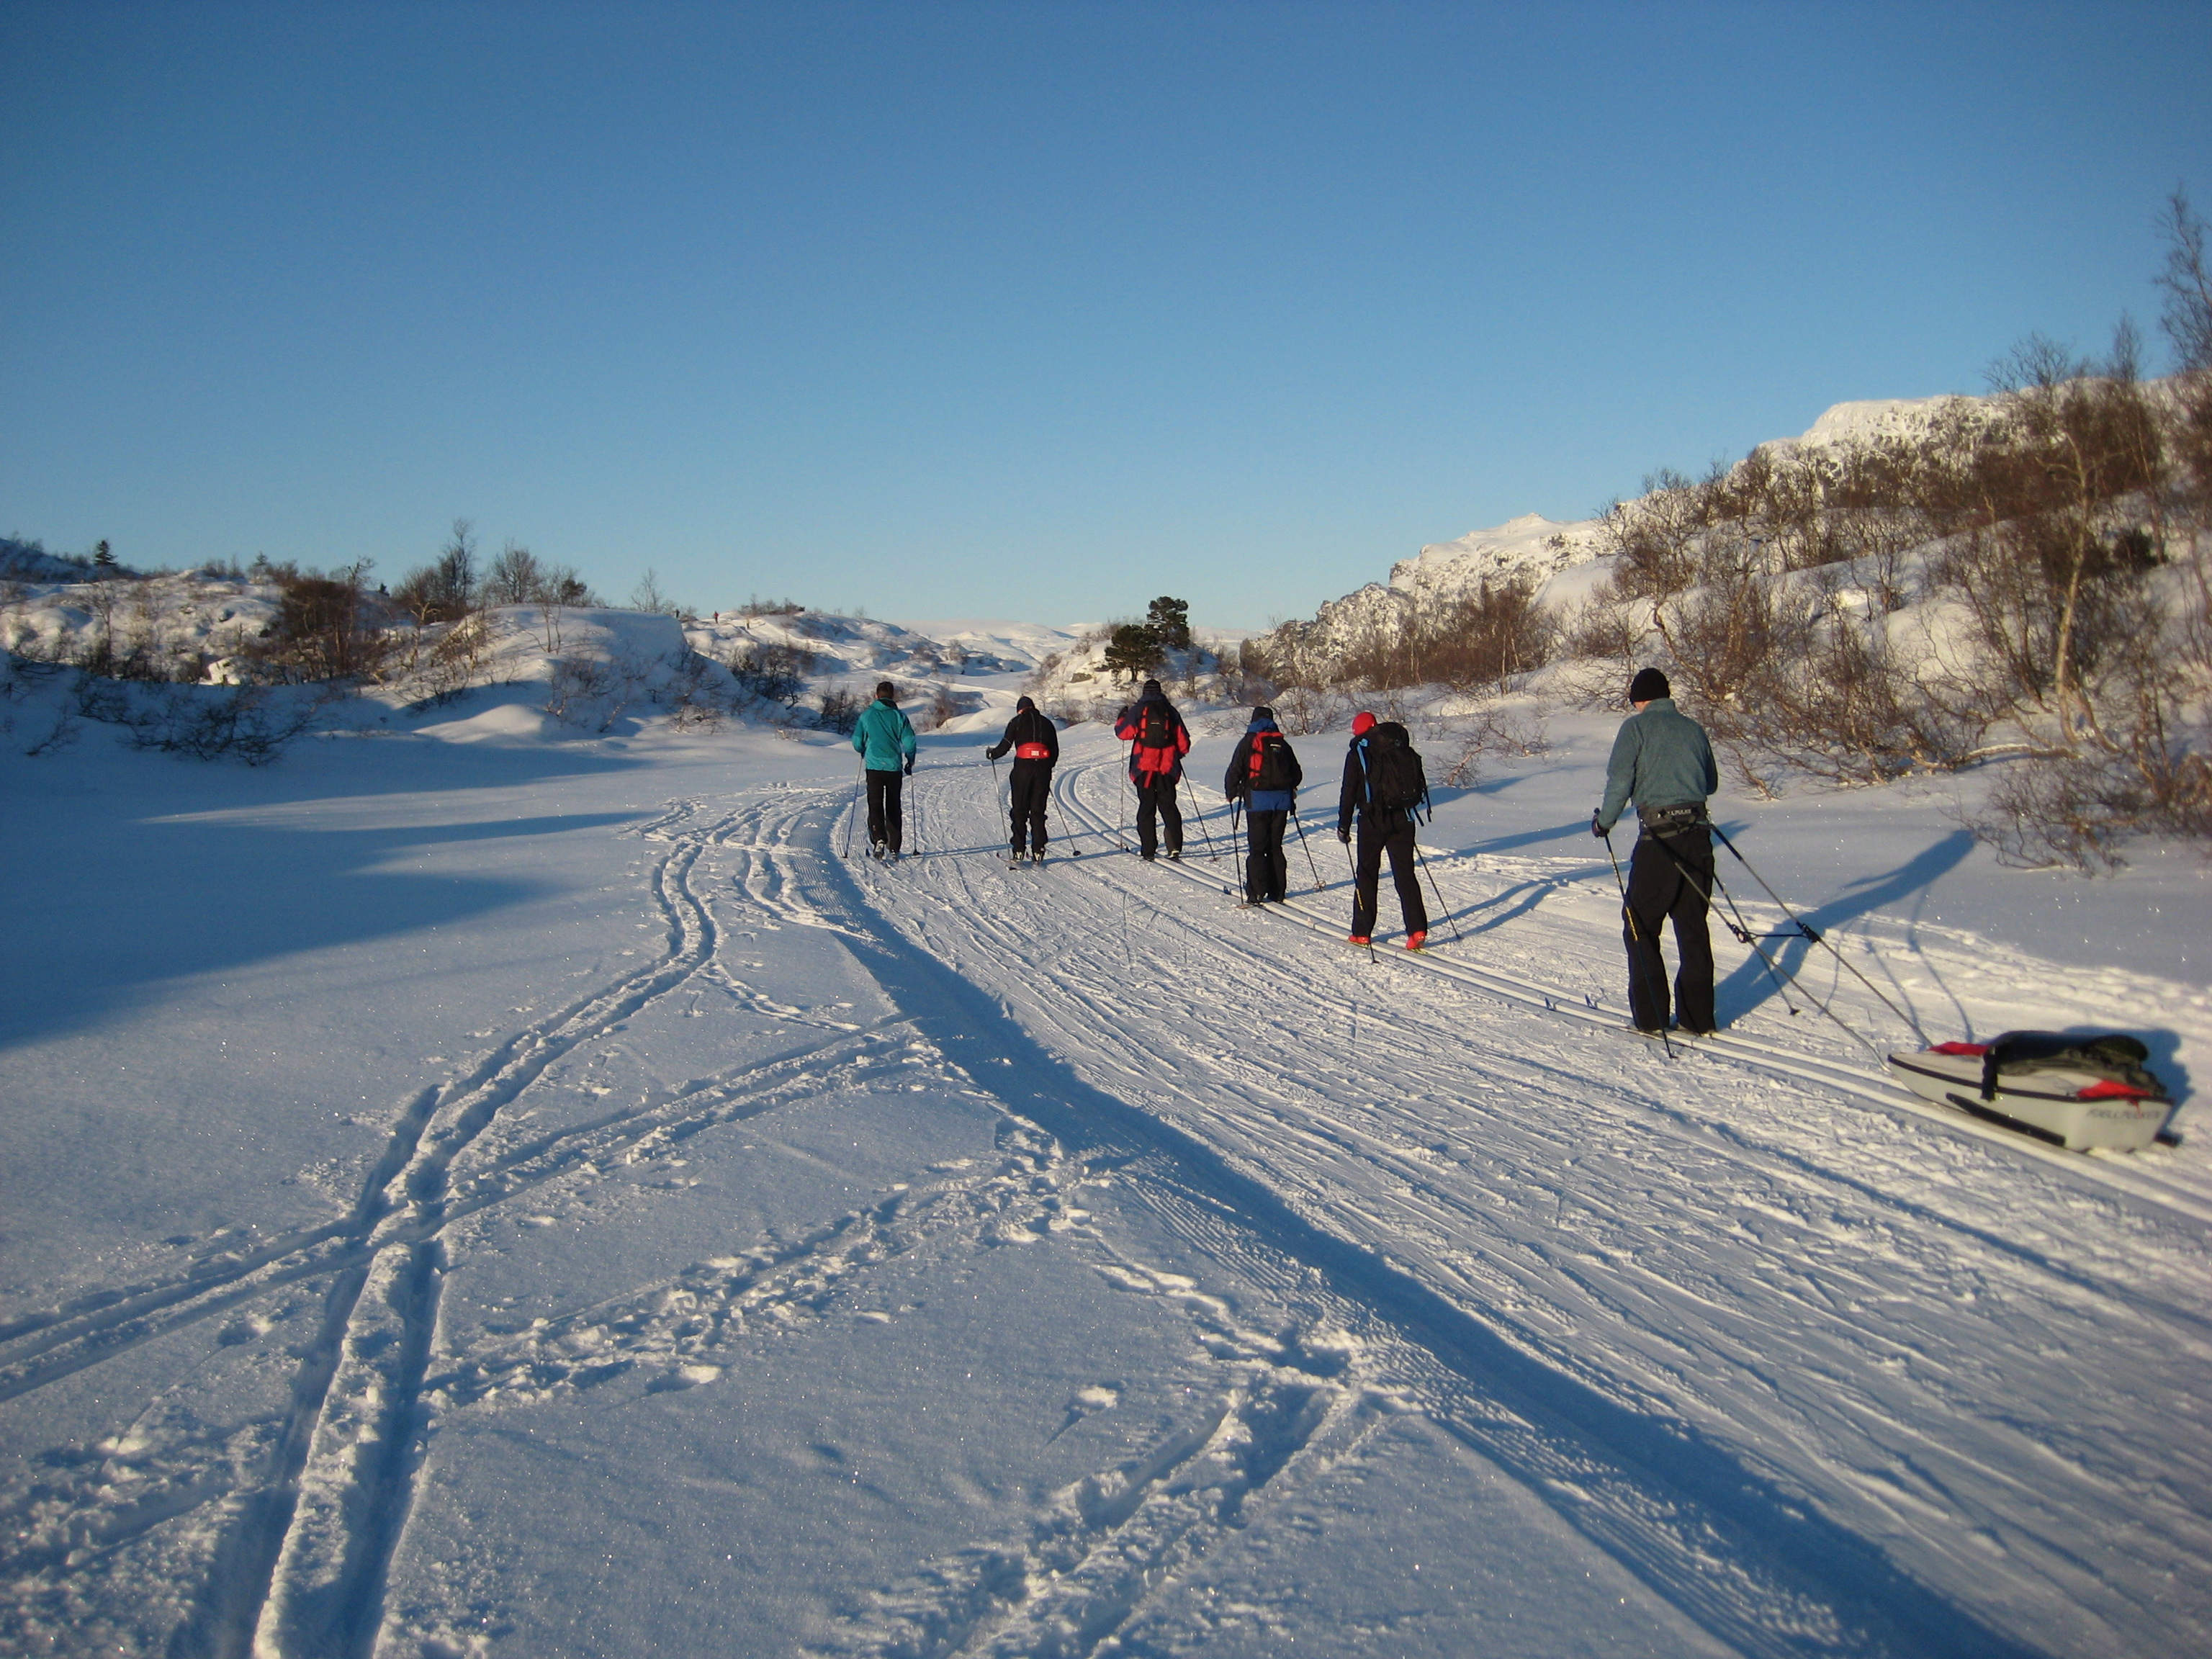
left=1709, top=824, right=1928, bottom=1046
left=1626, top=819, right=1894, bottom=1062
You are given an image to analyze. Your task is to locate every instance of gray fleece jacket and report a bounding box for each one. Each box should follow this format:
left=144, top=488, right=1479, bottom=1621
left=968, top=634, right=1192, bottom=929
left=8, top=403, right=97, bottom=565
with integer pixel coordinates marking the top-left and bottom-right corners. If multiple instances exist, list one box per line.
left=1596, top=697, right=1718, bottom=833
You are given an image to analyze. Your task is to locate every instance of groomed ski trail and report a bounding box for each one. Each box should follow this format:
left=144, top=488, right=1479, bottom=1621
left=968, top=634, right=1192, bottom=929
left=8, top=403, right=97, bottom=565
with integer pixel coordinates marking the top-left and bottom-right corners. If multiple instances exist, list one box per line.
left=824, top=743, right=2212, bottom=1659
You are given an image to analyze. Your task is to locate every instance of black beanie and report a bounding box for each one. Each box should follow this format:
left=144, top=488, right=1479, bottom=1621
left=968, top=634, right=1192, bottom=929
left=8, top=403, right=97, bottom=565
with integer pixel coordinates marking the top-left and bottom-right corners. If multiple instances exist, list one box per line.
left=1015, top=695, right=1035, bottom=711
left=876, top=680, right=896, bottom=701
left=1251, top=704, right=1276, bottom=722
left=1141, top=678, right=1163, bottom=696
left=1628, top=667, right=1671, bottom=703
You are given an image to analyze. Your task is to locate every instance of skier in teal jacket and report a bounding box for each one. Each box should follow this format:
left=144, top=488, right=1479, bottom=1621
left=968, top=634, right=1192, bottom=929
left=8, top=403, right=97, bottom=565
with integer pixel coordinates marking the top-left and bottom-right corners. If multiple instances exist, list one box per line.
left=1593, top=667, right=1720, bottom=1034
left=851, top=681, right=919, bottom=858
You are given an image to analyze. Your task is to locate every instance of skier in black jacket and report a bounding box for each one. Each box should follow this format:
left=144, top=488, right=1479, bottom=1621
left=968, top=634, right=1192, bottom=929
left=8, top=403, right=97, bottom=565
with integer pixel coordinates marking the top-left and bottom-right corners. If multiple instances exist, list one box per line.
left=985, top=695, right=1061, bottom=862
left=1338, top=712, right=1429, bottom=950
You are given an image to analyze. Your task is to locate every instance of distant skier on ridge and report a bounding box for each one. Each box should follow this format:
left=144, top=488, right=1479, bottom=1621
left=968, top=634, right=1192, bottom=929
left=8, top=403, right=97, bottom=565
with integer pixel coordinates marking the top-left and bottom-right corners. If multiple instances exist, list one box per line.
left=985, top=694, right=1061, bottom=863
left=1112, top=678, right=1192, bottom=861
left=1223, top=704, right=1303, bottom=904
left=1337, top=711, right=1429, bottom=950
left=852, top=680, right=918, bottom=860
left=1592, top=667, right=1719, bottom=1035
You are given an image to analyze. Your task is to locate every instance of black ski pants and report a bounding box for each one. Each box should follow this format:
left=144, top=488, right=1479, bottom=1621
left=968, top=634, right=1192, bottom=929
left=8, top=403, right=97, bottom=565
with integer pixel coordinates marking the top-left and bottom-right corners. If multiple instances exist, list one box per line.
left=1351, top=815, right=1427, bottom=939
left=865, top=768, right=905, bottom=853
left=1624, top=825, right=1715, bottom=1032
left=1134, top=778, right=1182, bottom=858
left=1244, top=808, right=1289, bottom=902
left=1008, top=763, right=1051, bottom=855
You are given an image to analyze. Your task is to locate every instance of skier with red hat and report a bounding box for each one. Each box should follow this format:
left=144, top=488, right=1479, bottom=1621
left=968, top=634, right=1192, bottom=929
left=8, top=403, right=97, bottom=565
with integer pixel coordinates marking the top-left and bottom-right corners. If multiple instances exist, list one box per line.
left=1338, top=710, right=1429, bottom=950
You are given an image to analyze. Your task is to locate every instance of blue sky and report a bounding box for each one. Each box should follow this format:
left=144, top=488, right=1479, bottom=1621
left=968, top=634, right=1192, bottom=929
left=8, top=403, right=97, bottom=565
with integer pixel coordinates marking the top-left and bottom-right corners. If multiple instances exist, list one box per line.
left=4, top=2, right=2208, bottom=630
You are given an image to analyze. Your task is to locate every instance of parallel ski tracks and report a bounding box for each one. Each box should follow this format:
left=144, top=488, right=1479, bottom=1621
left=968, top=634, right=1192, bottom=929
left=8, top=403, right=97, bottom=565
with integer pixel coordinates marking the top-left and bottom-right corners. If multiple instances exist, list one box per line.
left=1048, top=760, right=2212, bottom=1234
left=0, top=798, right=860, bottom=1658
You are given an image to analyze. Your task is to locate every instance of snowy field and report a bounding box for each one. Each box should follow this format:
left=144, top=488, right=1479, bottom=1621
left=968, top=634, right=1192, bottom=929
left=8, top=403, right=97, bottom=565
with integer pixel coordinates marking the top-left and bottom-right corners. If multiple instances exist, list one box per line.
left=4, top=694, right=2210, bottom=1658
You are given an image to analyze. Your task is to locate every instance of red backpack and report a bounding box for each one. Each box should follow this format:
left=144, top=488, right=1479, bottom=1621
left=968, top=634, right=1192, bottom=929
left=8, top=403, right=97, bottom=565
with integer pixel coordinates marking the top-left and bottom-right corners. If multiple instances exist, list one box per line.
left=1246, top=731, right=1293, bottom=792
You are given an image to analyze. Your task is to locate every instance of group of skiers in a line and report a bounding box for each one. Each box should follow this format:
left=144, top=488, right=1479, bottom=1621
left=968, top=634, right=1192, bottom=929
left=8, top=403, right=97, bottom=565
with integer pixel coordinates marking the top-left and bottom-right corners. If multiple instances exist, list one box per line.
left=855, top=664, right=1721, bottom=1036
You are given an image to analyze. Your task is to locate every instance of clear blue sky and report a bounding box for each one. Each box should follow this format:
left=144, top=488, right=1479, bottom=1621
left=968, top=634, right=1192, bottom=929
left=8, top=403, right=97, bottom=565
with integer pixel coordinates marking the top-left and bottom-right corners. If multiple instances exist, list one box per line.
left=4, top=2, right=2208, bottom=630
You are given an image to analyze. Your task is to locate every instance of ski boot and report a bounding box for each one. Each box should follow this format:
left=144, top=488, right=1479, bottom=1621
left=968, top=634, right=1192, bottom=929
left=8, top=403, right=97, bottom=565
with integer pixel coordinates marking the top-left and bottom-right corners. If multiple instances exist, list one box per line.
left=1404, top=931, right=1429, bottom=952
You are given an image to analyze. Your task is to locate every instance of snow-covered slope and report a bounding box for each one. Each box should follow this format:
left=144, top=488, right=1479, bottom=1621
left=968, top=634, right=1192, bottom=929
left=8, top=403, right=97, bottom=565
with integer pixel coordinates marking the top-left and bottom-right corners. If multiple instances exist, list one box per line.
left=1274, top=395, right=2017, bottom=655
left=2, top=705, right=2206, bottom=1656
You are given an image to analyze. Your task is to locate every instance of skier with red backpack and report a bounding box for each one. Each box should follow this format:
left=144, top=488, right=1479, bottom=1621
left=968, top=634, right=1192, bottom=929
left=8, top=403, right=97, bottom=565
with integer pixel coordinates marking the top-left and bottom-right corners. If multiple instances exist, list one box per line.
left=984, top=694, right=1061, bottom=863
left=1338, top=711, right=1429, bottom=950
left=1223, top=705, right=1304, bottom=904
left=1112, top=678, right=1192, bottom=861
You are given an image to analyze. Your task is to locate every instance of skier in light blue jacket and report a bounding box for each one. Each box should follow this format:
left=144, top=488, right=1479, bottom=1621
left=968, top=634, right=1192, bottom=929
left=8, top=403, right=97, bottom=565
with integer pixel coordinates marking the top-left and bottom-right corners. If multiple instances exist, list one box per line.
left=852, top=681, right=918, bottom=859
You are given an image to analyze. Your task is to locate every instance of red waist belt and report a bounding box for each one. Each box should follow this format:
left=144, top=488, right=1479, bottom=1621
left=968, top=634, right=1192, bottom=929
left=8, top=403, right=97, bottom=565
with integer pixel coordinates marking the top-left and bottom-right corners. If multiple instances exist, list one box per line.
left=1015, top=742, right=1051, bottom=760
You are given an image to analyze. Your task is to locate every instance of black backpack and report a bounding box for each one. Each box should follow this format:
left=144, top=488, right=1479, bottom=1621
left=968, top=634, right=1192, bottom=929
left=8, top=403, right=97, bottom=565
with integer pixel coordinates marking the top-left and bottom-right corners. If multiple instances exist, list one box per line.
left=1363, top=722, right=1427, bottom=814
left=1137, top=701, right=1174, bottom=749
left=1246, top=731, right=1294, bottom=792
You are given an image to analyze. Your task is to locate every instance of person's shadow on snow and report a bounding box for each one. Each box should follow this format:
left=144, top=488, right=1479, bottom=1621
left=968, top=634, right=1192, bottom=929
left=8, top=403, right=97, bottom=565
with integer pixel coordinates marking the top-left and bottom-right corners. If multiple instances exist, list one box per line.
left=1712, top=830, right=1975, bottom=1030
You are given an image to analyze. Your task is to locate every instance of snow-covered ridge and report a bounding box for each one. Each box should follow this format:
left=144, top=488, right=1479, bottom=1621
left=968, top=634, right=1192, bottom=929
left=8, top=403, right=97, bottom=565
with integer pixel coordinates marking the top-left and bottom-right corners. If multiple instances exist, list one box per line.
left=1276, top=394, right=2002, bottom=654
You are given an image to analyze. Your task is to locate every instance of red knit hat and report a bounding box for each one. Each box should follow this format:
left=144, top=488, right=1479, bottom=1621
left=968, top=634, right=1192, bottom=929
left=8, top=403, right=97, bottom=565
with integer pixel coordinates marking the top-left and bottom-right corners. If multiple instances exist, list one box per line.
left=1351, top=711, right=1377, bottom=737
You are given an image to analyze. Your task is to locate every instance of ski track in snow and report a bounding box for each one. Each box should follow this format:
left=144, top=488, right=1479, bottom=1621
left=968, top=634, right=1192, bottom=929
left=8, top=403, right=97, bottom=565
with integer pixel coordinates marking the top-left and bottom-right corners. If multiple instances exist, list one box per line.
left=4, top=760, right=2208, bottom=1657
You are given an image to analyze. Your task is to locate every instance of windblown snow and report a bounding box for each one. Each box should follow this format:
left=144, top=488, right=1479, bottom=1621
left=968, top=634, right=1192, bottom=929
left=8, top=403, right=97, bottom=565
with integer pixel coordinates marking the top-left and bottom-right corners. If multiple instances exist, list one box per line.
left=4, top=469, right=2211, bottom=1655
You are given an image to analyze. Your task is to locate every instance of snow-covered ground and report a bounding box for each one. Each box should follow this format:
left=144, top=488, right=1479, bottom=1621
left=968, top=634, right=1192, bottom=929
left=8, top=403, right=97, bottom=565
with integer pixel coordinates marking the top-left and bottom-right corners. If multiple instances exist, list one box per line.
left=3, top=684, right=2208, bottom=1657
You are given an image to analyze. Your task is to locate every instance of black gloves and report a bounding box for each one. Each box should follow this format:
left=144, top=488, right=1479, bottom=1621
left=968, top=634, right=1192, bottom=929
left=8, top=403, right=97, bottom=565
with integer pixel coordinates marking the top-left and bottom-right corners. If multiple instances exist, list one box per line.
left=1336, top=828, right=1351, bottom=845
left=1591, top=811, right=1608, bottom=838
left=903, top=759, right=915, bottom=777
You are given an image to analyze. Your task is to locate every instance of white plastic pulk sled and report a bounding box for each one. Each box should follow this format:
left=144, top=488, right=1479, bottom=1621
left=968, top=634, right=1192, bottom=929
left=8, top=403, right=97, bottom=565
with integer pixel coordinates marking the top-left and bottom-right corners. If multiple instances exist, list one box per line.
left=1887, top=1033, right=2174, bottom=1152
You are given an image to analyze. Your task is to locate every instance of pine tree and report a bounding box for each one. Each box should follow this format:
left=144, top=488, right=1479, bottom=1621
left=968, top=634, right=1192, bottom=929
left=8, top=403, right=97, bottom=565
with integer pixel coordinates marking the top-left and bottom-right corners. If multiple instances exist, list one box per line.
left=1146, top=595, right=1192, bottom=652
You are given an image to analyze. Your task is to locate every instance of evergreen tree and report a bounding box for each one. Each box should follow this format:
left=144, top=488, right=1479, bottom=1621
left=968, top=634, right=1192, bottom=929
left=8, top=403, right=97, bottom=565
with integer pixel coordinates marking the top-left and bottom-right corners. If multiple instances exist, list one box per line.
left=1146, top=595, right=1192, bottom=652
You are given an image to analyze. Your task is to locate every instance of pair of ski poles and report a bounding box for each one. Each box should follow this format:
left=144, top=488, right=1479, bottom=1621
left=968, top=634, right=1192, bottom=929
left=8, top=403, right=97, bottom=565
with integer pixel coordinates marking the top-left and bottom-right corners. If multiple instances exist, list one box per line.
left=1334, top=809, right=1462, bottom=947
left=1600, top=819, right=1916, bottom=1056
left=843, top=757, right=920, bottom=858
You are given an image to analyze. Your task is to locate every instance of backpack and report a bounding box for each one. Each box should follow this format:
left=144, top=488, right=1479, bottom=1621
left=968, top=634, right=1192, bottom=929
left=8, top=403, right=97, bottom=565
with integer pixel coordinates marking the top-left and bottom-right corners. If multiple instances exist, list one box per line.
left=1246, top=730, right=1293, bottom=792
left=1136, top=701, right=1174, bottom=750
left=1363, top=723, right=1426, bottom=813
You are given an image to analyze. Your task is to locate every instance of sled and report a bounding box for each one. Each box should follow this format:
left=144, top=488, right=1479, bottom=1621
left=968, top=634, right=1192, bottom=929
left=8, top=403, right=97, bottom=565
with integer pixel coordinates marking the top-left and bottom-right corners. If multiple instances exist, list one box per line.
left=1887, top=1033, right=2173, bottom=1152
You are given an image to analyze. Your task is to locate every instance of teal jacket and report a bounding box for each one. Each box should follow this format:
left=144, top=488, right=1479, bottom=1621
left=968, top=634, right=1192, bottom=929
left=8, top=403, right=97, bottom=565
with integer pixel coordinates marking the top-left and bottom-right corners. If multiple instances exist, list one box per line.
left=852, top=698, right=917, bottom=771
left=1596, top=697, right=1717, bottom=832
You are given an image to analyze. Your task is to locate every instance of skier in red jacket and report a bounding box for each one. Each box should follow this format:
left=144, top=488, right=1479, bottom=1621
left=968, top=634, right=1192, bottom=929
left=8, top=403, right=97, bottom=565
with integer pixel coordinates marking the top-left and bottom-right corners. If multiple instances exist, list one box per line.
left=1112, top=679, right=1192, bottom=860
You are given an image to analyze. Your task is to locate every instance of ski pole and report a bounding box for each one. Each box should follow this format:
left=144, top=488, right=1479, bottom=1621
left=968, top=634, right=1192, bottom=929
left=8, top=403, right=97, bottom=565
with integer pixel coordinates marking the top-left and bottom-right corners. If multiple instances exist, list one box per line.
left=1603, top=828, right=1672, bottom=1054
left=1118, top=742, right=1131, bottom=850
left=989, top=751, right=1008, bottom=850
left=906, top=765, right=920, bottom=853
left=1179, top=771, right=1219, bottom=859
left=1630, top=819, right=1806, bottom=1025
left=1409, top=836, right=1462, bottom=943
left=1708, top=826, right=1927, bottom=1043
left=844, top=760, right=862, bottom=858
left=1341, top=831, right=1376, bottom=963
left=1229, top=799, right=1246, bottom=897
left=1290, top=808, right=1325, bottom=894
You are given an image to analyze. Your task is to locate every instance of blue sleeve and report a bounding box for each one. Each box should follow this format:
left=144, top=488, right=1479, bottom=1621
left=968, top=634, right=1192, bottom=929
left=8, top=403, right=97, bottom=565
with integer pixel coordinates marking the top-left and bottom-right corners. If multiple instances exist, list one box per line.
left=1597, top=719, right=1639, bottom=833
left=1701, top=730, right=1719, bottom=796
left=900, top=713, right=917, bottom=758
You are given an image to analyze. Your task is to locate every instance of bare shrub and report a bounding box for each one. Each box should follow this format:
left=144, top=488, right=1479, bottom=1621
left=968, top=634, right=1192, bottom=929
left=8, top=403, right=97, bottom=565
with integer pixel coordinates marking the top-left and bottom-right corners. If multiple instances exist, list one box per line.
left=544, top=655, right=609, bottom=721
left=727, top=641, right=814, bottom=705
left=394, top=519, right=480, bottom=624
left=1439, top=702, right=1552, bottom=788
left=260, top=565, right=395, bottom=683
left=816, top=686, right=864, bottom=734
left=127, top=683, right=320, bottom=763
left=1271, top=683, right=1347, bottom=735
